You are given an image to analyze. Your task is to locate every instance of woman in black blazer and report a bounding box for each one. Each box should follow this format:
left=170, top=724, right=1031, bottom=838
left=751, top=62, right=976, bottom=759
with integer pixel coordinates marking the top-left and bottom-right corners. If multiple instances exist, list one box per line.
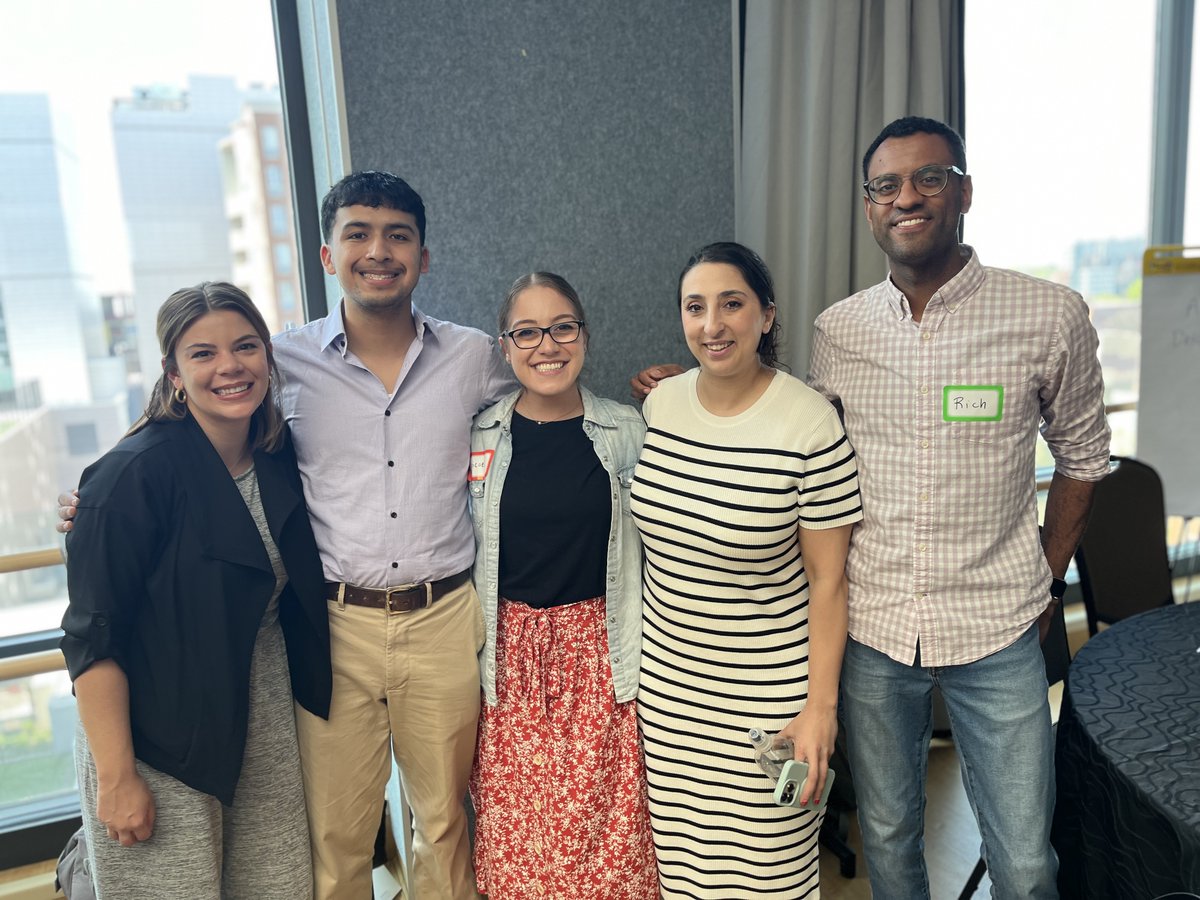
left=61, top=283, right=331, bottom=899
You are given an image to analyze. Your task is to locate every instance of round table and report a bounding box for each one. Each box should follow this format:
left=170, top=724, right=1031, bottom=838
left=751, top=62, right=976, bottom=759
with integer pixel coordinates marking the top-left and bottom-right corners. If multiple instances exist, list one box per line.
left=1052, top=603, right=1200, bottom=898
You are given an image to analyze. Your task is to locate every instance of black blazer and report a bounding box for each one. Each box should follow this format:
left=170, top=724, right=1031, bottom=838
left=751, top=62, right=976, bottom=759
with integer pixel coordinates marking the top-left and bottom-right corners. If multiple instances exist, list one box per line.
left=62, top=415, right=331, bottom=805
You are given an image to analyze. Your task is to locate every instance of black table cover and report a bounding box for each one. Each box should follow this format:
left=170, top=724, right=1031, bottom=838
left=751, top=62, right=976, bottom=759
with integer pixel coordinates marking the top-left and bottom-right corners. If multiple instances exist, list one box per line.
left=1053, top=603, right=1200, bottom=898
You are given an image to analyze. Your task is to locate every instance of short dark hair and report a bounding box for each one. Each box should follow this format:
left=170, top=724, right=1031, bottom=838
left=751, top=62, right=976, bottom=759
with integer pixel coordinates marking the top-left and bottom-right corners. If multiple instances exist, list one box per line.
left=861, top=116, right=967, bottom=182
left=677, top=241, right=783, bottom=370
left=320, top=171, right=427, bottom=245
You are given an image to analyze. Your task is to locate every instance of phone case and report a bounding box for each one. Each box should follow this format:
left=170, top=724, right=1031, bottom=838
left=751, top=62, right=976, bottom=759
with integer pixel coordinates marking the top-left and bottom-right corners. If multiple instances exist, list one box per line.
left=773, top=759, right=835, bottom=810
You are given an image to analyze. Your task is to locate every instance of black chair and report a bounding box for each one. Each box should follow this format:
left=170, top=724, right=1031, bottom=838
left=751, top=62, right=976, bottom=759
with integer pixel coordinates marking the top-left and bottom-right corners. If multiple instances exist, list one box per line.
left=1074, top=456, right=1174, bottom=636
left=957, top=596, right=1072, bottom=900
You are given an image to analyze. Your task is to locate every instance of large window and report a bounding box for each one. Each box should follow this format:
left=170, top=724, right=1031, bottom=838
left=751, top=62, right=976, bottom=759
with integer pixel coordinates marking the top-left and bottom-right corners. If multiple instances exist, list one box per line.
left=0, top=0, right=297, bottom=846
left=966, top=1, right=1157, bottom=463
left=967, top=1, right=1199, bottom=579
left=1186, top=35, right=1200, bottom=245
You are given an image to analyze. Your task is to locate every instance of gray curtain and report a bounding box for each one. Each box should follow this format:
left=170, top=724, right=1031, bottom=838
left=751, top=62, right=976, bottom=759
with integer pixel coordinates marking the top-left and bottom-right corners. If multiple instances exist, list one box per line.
left=735, top=0, right=965, bottom=374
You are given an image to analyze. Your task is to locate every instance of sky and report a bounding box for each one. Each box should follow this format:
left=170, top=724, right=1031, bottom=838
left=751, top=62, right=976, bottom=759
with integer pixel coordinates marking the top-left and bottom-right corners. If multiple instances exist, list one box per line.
left=964, top=1, right=1162, bottom=273
left=0, top=0, right=280, bottom=292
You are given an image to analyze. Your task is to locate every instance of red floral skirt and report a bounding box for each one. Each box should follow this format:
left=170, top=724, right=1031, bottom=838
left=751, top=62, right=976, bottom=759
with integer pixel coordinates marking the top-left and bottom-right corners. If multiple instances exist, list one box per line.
left=470, top=596, right=658, bottom=899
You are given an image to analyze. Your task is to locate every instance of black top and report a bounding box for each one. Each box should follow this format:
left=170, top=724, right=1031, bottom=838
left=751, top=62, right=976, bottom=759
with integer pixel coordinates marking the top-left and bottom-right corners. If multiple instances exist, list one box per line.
left=498, top=412, right=610, bottom=608
left=61, top=415, right=331, bottom=806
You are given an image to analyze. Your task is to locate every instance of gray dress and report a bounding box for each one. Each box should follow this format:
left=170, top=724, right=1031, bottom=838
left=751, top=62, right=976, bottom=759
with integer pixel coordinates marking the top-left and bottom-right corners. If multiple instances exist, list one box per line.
left=76, top=466, right=312, bottom=899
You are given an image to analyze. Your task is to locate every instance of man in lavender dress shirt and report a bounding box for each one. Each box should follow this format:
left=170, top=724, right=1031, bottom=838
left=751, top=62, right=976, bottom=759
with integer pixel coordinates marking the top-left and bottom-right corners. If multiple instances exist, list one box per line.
left=274, top=172, right=512, bottom=900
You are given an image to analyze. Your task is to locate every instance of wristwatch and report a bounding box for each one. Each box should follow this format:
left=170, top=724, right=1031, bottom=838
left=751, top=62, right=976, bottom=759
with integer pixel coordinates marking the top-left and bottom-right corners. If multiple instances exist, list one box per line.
left=1049, top=577, right=1068, bottom=602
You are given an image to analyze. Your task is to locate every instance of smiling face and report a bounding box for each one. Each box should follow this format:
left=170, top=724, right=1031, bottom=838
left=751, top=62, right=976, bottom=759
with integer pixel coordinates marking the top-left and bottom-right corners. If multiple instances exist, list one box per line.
left=167, top=309, right=270, bottom=442
left=863, top=131, right=972, bottom=273
left=500, top=283, right=586, bottom=406
left=679, top=262, right=775, bottom=380
left=320, top=204, right=430, bottom=315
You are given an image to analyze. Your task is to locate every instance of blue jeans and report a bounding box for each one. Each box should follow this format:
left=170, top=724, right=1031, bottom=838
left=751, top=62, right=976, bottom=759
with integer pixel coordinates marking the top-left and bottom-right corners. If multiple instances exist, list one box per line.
left=841, top=626, right=1058, bottom=900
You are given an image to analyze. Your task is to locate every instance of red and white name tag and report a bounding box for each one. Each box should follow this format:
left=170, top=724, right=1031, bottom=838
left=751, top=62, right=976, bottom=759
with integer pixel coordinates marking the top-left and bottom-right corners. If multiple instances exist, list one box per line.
left=468, top=450, right=494, bottom=481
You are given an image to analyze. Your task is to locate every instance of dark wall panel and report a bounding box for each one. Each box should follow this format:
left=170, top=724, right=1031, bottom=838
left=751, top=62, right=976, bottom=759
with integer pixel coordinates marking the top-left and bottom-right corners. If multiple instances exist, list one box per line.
left=337, top=0, right=733, bottom=401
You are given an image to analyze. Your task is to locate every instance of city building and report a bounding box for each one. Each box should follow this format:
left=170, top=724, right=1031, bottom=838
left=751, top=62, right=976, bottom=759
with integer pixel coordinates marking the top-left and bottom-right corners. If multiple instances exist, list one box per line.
left=219, top=98, right=303, bottom=334
left=0, top=93, right=128, bottom=609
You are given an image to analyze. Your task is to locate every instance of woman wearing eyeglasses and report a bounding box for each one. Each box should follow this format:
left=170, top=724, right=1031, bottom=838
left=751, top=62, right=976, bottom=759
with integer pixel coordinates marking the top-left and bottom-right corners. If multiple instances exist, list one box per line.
left=466, top=273, right=657, bottom=899
left=631, top=243, right=862, bottom=898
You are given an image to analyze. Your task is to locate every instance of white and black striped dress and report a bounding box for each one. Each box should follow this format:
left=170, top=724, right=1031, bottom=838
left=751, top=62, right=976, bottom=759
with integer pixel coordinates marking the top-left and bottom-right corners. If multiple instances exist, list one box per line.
left=631, top=369, right=862, bottom=900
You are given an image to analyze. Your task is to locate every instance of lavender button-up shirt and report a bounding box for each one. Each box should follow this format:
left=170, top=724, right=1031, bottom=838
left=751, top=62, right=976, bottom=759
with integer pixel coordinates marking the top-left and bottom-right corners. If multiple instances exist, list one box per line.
left=273, top=302, right=514, bottom=587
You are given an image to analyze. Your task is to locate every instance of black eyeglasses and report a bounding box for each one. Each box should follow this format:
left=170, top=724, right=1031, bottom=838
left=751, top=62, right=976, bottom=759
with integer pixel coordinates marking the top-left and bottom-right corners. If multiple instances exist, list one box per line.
left=500, top=320, right=585, bottom=349
left=863, top=164, right=965, bottom=205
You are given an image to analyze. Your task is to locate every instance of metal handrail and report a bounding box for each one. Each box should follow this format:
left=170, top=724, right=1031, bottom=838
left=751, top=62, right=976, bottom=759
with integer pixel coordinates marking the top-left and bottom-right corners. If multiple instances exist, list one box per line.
left=0, top=649, right=66, bottom=681
left=0, top=546, right=67, bottom=681
left=0, top=547, right=63, bottom=575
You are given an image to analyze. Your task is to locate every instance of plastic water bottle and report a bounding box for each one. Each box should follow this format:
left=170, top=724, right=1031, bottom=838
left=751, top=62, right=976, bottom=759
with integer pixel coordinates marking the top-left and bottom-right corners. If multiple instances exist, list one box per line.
left=748, top=727, right=795, bottom=781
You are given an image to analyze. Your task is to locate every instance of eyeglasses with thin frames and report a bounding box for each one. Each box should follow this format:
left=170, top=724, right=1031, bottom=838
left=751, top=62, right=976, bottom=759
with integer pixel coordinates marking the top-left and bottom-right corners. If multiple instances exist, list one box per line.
left=500, top=320, right=586, bottom=349
left=863, top=164, right=965, bottom=205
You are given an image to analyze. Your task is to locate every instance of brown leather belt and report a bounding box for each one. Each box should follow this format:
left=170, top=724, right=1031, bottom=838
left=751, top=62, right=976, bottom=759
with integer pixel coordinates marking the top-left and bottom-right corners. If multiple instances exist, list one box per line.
left=325, top=569, right=471, bottom=613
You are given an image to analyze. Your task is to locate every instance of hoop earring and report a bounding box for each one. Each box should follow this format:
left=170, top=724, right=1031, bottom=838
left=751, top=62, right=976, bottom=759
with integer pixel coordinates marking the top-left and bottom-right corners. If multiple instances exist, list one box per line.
left=174, top=387, right=187, bottom=404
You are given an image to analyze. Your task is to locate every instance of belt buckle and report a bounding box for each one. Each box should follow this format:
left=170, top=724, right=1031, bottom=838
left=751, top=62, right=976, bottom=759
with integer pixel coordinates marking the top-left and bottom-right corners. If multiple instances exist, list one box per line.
left=384, top=581, right=432, bottom=613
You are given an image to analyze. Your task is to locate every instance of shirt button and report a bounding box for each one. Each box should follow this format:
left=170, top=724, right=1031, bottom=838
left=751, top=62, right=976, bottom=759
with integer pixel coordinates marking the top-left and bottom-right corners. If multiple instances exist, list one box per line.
left=612, top=656, right=620, bottom=663
left=919, top=385, right=929, bottom=395
left=388, top=460, right=395, bottom=467
left=918, top=544, right=927, bottom=552
left=385, top=410, right=391, bottom=416
left=919, top=439, right=930, bottom=449
left=391, top=562, right=398, bottom=569
left=390, top=512, right=397, bottom=519
left=922, top=332, right=932, bottom=341
left=919, top=492, right=929, bottom=501
left=609, top=615, right=617, bottom=624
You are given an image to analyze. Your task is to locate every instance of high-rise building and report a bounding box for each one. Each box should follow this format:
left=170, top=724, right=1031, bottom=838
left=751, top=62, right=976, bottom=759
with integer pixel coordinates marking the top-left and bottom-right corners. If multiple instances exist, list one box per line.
left=1072, top=238, right=1145, bottom=299
left=112, top=75, right=246, bottom=382
left=0, top=95, right=108, bottom=408
left=219, top=97, right=303, bottom=334
left=0, top=93, right=128, bottom=606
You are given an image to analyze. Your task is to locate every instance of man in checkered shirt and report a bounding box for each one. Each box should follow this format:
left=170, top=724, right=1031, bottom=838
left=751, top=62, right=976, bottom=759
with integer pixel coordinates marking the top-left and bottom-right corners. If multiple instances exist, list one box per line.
left=808, top=116, right=1110, bottom=899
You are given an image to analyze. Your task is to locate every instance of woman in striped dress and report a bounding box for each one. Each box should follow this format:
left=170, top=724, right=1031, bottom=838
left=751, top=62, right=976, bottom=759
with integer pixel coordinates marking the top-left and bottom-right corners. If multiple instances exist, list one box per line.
left=631, top=242, right=862, bottom=898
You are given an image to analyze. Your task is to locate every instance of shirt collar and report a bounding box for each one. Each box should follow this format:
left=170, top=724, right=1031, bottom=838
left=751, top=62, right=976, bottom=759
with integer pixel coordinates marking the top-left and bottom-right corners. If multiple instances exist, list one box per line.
left=319, top=300, right=431, bottom=355
left=883, top=246, right=985, bottom=321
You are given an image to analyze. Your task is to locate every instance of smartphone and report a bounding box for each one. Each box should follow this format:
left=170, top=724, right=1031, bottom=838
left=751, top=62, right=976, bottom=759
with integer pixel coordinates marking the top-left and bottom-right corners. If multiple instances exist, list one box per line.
left=773, top=759, right=835, bottom=810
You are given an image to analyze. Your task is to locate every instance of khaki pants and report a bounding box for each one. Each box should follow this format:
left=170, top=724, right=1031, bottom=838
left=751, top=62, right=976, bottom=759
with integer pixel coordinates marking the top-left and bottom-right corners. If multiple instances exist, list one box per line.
left=296, top=580, right=485, bottom=900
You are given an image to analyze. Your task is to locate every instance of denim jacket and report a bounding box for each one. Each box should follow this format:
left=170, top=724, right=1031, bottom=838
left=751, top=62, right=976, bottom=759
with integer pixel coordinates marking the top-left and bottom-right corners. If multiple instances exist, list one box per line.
left=469, top=386, right=646, bottom=705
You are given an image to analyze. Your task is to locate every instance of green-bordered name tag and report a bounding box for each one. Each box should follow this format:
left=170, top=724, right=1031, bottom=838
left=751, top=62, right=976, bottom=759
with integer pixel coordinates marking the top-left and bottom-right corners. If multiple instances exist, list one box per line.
left=943, top=385, right=1004, bottom=421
